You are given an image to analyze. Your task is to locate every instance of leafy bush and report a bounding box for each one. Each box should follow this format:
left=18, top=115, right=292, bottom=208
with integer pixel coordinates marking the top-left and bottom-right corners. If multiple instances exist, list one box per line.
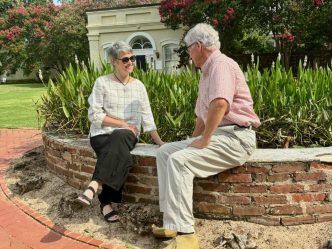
left=247, top=57, right=332, bottom=148
left=38, top=58, right=332, bottom=148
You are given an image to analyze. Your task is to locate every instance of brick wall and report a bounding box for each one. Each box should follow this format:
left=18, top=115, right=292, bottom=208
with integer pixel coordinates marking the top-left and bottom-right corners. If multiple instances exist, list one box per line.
left=43, top=133, right=332, bottom=226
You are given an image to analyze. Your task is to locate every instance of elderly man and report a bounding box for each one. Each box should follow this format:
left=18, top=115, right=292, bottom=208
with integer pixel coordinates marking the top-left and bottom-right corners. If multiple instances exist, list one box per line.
left=153, top=23, right=261, bottom=248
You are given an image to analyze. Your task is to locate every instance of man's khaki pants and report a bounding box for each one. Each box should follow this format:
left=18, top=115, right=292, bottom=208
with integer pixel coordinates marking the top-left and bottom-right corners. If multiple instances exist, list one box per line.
left=156, top=125, right=256, bottom=233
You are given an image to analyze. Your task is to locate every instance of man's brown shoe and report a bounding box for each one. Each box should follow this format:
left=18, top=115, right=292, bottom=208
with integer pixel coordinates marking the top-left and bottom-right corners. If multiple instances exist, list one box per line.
left=164, top=233, right=199, bottom=249
left=152, top=224, right=177, bottom=238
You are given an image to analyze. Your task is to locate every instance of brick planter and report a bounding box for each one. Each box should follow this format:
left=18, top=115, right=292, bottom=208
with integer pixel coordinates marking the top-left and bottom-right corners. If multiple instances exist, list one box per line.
left=42, top=132, right=332, bottom=226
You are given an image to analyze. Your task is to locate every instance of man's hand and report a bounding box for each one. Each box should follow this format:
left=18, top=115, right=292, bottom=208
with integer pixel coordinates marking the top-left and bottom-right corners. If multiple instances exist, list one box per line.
left=188, top=137, right=210, bottom=149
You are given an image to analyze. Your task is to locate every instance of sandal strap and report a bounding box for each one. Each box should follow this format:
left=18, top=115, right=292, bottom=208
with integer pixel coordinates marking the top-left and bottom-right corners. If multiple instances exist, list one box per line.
left=79, top=194, right=92, bottom=205
left=104, top=210, right=118, bottom=221
left=87, top=186, right=96, bottom=197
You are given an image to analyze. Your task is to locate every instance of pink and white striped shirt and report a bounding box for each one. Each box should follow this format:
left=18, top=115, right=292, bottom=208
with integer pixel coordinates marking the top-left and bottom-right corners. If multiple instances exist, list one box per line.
left=195, top=50, right=261, bottom=128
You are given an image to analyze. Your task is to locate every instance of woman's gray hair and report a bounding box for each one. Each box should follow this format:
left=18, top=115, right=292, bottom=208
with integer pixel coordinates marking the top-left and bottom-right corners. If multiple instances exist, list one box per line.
left=107, top=41, right=133, bottom=59
left=184, top=23, right=220, bottom=50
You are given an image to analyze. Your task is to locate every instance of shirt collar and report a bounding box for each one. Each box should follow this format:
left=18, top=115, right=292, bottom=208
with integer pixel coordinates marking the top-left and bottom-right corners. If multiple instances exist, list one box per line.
left=201, top=49, right=222, bottom=74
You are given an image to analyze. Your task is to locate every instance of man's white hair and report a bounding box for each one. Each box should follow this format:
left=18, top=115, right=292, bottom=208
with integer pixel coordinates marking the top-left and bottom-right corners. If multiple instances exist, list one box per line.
left=184, top=23, right=220, bottom=50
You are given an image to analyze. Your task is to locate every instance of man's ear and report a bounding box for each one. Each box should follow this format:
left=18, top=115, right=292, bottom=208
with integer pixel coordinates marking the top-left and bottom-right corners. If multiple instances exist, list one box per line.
left=197, top=41, right=203, bottom=51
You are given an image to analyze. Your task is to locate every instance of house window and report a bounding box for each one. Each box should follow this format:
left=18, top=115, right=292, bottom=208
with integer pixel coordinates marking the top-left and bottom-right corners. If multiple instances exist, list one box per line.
left=163, top=44, right=179, bottom=73
left=131, top=37, right=153, bottom=49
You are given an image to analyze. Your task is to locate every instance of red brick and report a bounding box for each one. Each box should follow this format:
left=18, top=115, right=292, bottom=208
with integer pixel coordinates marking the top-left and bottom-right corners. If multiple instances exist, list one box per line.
left=253, top=173, right=267, bottom=182
left=122, top=194, right=136, bottom=203
left=151, top=167, right=158, bottom=176
left=233, top=206, right=265, bottom=216
left=253, top=195, right=287, bottom=205
left=125, top=184, right=151, bottom=194
left=55, top=166, right=73, bottom=177
left=137, top=197, right=159, bottom=205
left=233, top=184, right=267, bottom=193
left=67, top=162, right=80, bottom=171
left=219, top=195, right=251, bottom=205
left=308, top=183, right=332, bottom=192
left=81, top=165, right=94, bottom=174
left=247, top=217, right=281, bottom=226
left=197, top=203, right=231, bottom=214
left=62, top=151, right=72, bottom=162
left=272, top=163, right=305, bottom=173
left=49, top=149, right=61, bottom=157
left=73, top=173, right=89, bottom=182
left=270, top=184, right=304, bottom=193
left=51, top=141, right=64, bottom=151
left=306, top=204, right=332, bottom=214
left=126, top=174, right=138, bottom=184
left=46, top=154, right=57, bottom=165
left=196, top=182, right=230, bottom=192
left=317, top=214, right=332, bottom=222
left=281, top=216, right=315, bottom=225
left=78, top=235, right=92, bottom=243
left=194, top=193, right=217, bottom=203
left=292, top=193, right=326, bottom=202
left=310, top=161, right=332, bottom=170
left=67, top=178, right=82, bottom=189
left=88, top=239, right=104, bottom=247
left=79, top=149, right=95, bottom=158
left=65, top=147, right=77, bottom=154
left=80, top=157, right=96, bottom=167
left=137, top=157, right=156, bottom=166
left=130, top=166, right=151, bottom=175
left=232, top=165, right=271, bottom=174
left=294, top=172, right=327, bottom=182
left=138, top=176, right=158, bottom=186
left=270, top=205, right=303, bottom=215
left=218, top=173, right=252, bottom=183
left=267, top=173, right=291, bottom=182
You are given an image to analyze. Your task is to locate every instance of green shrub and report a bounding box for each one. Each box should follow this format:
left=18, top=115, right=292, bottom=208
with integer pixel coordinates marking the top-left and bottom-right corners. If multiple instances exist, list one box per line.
left=247, top=57, right=332, bottom=147
left=38, top=58, right=332, bottom=148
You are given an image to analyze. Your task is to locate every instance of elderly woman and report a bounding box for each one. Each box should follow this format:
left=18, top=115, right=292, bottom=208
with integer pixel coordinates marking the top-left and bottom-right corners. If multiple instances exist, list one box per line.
left=76, top=41, right=164, bottom=222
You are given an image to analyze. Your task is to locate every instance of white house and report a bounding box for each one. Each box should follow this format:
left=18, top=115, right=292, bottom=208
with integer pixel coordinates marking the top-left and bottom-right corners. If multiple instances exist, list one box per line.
left=86, top=3, right=184, bottom=73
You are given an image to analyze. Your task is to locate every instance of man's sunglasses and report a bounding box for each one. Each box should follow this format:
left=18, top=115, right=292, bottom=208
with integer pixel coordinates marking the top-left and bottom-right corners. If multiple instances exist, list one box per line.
left=117, top=55, right=136, bottom=64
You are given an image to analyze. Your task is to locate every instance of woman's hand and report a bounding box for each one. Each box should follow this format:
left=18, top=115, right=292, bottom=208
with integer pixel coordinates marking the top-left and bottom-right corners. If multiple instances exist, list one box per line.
left=149, top=130, right=164, bottom=146
left=127, top=124, right=138, bottom=136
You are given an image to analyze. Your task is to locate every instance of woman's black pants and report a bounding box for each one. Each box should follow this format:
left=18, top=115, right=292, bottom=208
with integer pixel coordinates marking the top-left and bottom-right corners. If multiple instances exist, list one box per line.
left=89, top=129, right=137, bottom=206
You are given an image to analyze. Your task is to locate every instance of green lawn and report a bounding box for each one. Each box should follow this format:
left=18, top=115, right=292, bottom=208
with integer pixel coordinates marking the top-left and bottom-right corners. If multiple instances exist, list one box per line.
left=0, top=83, right=47, bottom=128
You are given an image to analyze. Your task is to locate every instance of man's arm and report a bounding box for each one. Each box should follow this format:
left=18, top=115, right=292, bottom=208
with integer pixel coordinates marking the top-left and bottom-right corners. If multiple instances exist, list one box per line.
left=189, top=98, right=228, bottom=149
left=192, top=117, right=205, bottom=137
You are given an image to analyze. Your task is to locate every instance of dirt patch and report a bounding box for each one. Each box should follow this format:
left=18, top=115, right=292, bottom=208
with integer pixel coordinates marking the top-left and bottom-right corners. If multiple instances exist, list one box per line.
left=5, top=147, right=332, bottom=249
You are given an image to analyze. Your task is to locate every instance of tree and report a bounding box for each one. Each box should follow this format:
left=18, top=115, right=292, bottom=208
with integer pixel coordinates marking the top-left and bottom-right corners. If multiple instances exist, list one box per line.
left=0, top=1, right=99, bottom=76
left=0, top=4, right=61, bottom=75
left=159, top=0, right=254, bottom=53
left=159, top=0, right=332, bottom=69
left=249, top=0, right=332, bottom=69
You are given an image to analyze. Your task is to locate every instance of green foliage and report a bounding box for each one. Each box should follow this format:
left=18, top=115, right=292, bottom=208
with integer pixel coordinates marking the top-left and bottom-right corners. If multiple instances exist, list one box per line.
left=0, top=1, right=106, bottom=76
left=39, top=60, right=332, bottom=148
left=159, top=0, right=332, bottom=69
left=132, top=68, right=199, bottom=142
left=38, top=62, right=111, bottom=134
left=247, top=56, right=332, bottom=148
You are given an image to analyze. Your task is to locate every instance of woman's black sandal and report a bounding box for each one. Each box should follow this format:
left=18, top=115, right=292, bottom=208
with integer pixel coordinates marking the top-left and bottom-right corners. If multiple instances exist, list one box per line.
left=100, top=204, right=119, bottom=223
left=75, top=186, right=96, bottom=206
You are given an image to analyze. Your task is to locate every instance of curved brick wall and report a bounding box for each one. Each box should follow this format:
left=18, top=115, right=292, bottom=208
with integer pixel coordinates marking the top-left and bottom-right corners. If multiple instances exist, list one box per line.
left=42, top=132, right=332, bottom=226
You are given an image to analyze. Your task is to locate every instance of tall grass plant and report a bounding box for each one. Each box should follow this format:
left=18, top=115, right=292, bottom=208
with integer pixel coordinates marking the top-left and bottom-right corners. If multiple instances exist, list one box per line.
left=38, top=58, right=331, bottom=148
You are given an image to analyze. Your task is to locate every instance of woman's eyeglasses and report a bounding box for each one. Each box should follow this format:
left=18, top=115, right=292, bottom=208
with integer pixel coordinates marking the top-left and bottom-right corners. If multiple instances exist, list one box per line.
left=117, top=55, right=136, bottom=64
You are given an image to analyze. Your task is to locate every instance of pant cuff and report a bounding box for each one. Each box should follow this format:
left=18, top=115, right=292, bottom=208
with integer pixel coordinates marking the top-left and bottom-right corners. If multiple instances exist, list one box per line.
left=163, top=222, right=195, bottom=233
